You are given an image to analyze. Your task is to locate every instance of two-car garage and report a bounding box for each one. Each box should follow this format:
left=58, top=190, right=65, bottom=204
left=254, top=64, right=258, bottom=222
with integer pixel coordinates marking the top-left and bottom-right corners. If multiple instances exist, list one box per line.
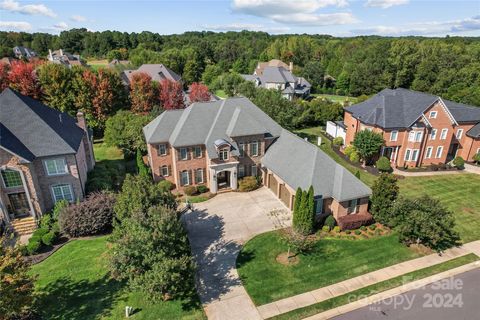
left=266, top=171, right=294, bottom=209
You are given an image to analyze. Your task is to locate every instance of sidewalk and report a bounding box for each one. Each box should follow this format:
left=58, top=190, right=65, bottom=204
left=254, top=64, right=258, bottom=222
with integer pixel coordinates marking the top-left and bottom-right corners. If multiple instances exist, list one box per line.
left=257, top=241, right=480, bottom=319
left=464, top=163, right=480, bottom=175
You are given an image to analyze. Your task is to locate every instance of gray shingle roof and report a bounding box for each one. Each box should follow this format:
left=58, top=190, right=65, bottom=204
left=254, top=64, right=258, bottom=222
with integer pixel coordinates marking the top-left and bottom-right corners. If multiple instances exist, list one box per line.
left=123, top=64, right=181, bottom=84
left=0, top=88, right=85, bottom=160
left=262, top=66, right=296, bottom=83
left=261, top=130, right=372, bottom=201
left=467, top=123, right=480, bottom=138
left=345, top=88, right=480, bottom=129
left=143, top=97, right=282, bottom=159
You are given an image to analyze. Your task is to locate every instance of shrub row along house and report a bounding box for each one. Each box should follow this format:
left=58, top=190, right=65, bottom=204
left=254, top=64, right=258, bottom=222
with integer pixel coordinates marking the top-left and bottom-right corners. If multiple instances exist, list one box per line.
left=241, top=59, right=311, bottom=100
left=0, top=89, right=95, bottom=234
left=143, top=97, right=371, bottom=219
left=330, top=88, right=480, bottom=167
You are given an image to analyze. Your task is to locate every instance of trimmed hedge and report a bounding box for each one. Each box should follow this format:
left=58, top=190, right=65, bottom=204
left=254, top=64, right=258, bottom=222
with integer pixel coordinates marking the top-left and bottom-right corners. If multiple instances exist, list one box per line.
left=337, top=212, right=374, bottom=231
left=239, top=176, right=259, bottom=192
left=184, top=186, right=197, bottom=196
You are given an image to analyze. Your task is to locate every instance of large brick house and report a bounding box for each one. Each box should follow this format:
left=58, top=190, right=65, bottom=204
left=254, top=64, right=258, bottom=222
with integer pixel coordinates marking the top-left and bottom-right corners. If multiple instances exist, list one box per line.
left=342, top=88, right=480, bottom=167
left=0, top=88, right=95, bottom=230
left=143, top=97, right=371, bottom=220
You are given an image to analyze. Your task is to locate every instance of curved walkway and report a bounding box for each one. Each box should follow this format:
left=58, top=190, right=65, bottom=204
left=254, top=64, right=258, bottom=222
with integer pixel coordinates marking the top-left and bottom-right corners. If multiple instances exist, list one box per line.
left=183, top=187, right=291, bottom=320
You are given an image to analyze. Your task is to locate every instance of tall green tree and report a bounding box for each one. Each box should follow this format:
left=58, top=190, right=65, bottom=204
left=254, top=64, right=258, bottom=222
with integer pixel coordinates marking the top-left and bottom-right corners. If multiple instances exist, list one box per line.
left=370, top=173, right=399, bottom=226
left=352, top=130, right=385, bottom=165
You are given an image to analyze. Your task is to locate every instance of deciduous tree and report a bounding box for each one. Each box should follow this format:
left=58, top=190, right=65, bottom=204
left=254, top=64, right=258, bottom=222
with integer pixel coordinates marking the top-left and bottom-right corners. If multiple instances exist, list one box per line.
left=370, top=173, right=399, bottom=226
left=188, top=82, right=211, bottom=103
left=353, top=130, right=385, bottom=165
left=160, top=79, right=184, bottom=110
left=8, top=61, right=42, bottom=99
left=130, top=72, right=159, bottom=113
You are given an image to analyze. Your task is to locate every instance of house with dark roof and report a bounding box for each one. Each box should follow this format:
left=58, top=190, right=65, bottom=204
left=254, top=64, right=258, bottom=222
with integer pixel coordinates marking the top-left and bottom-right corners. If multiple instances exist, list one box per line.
left=121, top=64, right=182, bottom=86
left=343, top=88, right=480, bottom=167
left=0, top=88, right=95, bottom=234
left=144, top=97, right=371, bottom=220
left=241, top=59, right=311, bottom=100
left=13, top=46, right=37, bottom=60
left=47, top=49, right=85, bottom=68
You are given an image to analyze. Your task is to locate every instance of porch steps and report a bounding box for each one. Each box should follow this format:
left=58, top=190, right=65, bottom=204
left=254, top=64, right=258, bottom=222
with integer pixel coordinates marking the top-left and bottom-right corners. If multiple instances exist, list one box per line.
left=216, top=188, right=233, bottom=194
left=11, top=217, right=37, bottom=236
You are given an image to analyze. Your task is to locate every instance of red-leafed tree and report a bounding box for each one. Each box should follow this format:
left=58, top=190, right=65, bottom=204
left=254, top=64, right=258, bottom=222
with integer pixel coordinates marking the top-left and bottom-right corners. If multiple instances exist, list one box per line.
left=7, top=61, right=42, bottom=99
left=160, top=79, right=184, bottom=110
left=130, top=72, right=158, bottom=114
left=0, top=62, right=10, bottom=91
left=189, top=82, right=211, bottom=103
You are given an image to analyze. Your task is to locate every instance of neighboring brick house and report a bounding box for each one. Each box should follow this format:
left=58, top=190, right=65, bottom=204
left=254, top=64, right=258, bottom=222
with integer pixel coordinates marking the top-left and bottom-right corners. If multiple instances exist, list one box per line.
left=241, top=59, right=311, bottom=100
left=343, top=88, right=480, bottom=168
left=0, top=88, right=95, bottom=228
left=144, top=97, right=371, bottom=220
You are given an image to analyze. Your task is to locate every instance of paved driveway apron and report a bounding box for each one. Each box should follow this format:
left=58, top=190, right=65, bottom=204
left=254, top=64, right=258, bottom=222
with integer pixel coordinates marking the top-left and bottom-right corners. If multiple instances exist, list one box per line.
left=183, top=187, right=291, bottom=320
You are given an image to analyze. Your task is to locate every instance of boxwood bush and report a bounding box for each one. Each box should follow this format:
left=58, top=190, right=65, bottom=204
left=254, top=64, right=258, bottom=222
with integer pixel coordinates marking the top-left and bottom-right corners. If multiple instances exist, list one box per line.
left=59, top=191, right=116, bottom=237
left=376, top=156, right=392, bottom=173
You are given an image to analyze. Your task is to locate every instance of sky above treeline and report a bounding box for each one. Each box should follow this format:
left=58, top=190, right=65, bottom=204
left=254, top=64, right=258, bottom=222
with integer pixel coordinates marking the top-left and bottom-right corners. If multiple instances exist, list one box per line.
left=0, top=0, right=479, bottom=37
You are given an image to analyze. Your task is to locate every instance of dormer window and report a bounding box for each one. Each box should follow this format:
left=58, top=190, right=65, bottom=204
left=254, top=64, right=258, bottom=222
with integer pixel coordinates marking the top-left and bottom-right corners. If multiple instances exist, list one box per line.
left=219, top=148, right=229, bottom=161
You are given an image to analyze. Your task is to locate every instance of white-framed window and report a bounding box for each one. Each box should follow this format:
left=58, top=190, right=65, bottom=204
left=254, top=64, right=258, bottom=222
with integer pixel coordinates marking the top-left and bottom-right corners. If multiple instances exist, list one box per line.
left=180, top=170, right=189, bottom=186
left=1, top=169, right=23, bottom=188
left=158, top=144, right=167, bottom=156
left=251, top=164, right=257, bottom=176
left=347, top=198, right=359, bottom=214
left=219, top=148, right=229, bottom=161
left=456, top=129, right=464, bottom=140
left=179, top=148, right=188, bottom=160
left=390, top=130, right=398, bottom=142
left=44, top=158, right=68, bottom=176
left=194, top=146, right=202, bottom=158
left=195, top=168, right=204, bottom=184
left=161, top=165, right=169, bottom=177
left=250, top=141, right=259, bottom=157
left=411, top=149, right=419, bottom=161
left=51, top=184, right=74, bottom=203
left=429, top=111, right=437, bottom=119
left=425, top=146, right=433, bottom=159
left=238, top=165, right=245, bottom=178
left=408, top=131, right=415, bottom=142
left=238, top=143, right=245, bottom=158
left=440, top=128, right=448, bottom=140
left=436, top=146, right=444, bottom=159
left=430, top=129, right=437, bottom=140
left=414, top=131, right=423, bottom=143
left=405, top=149, right=411, bottom=161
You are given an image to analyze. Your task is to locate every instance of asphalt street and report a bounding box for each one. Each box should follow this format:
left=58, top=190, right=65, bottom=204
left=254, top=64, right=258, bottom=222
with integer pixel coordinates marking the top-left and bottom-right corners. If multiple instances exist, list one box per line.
left=333, top=268, right=480, bottom=320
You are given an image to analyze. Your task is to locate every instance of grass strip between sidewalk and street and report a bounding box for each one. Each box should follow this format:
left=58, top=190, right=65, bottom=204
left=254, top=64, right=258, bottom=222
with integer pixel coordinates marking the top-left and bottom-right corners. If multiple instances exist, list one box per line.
left=268, top=253, right=479, bottom=320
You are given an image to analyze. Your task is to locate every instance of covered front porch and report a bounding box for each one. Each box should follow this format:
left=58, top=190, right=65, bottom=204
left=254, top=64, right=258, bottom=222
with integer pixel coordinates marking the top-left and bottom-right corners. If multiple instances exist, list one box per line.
left=208, top=162, right=239, bottom=194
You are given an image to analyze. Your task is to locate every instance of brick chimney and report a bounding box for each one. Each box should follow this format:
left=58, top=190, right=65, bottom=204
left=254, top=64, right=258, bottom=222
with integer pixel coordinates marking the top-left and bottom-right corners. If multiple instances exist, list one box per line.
left=289, top=61, right=293, bottom=72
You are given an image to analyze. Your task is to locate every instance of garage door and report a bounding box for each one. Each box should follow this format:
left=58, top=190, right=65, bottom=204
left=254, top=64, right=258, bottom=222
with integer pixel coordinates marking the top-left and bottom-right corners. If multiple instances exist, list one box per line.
left=268, top=174, right=278, bottom=194
left=279, top=184, right=291, bottom=208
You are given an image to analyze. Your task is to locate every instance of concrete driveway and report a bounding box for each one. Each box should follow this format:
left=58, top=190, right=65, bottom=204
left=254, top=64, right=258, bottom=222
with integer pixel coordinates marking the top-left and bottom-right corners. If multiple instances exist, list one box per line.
left=183, top=187, right=291, bottom=320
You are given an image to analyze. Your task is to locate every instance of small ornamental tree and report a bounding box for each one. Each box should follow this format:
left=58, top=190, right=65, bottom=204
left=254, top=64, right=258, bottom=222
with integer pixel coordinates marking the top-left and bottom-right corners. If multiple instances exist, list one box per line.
left=160, top=79, right=184, bottom=110
left=392, top=196, right=461, bottom=252
left=130, top=72, right=159, bottom=114
left=352, top=130, right=384, bottom=165
left=0, top=237, right=35, bottom=319
left=376, top=156, right=392, bottom=172
left=109, top=205, right=196, bottom=301
left=188, top=82, right=211, bottom=103
left=370, top=173, right=399, bottom=226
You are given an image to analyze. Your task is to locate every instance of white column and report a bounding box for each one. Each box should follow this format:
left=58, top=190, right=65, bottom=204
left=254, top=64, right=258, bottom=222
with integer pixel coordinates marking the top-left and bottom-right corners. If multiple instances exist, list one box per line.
left=210, top=168, right=218, bottom=194
left=231, top=168, right=238, bottom=190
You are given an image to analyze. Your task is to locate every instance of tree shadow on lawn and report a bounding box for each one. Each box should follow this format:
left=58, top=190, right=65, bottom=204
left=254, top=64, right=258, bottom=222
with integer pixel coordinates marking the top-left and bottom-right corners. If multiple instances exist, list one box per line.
left=182, top=208, right=251, bottom=304
left=35, top=275, right=124, bottom=320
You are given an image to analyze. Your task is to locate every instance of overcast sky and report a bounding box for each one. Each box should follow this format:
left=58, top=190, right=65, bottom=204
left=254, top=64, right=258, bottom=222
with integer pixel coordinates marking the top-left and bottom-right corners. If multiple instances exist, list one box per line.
left=0, top=0, right=479, bottom=37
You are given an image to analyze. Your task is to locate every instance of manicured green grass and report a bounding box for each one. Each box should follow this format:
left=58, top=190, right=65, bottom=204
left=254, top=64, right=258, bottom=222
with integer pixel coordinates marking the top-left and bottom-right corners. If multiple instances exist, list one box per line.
left=237, top=232, right=422, bottom=305
left=30, top=237, right=206, bottom=320
left=398, top=174, right=480, bottom=242
left=270, top=253, right=479, bottom=320
left=311, top=94, right=357, bottom=104
left=295, top=127, right=377, bottom=187
left=94, top=142, right=124, bottom=162
left=214, top=89, right=227, bottom=98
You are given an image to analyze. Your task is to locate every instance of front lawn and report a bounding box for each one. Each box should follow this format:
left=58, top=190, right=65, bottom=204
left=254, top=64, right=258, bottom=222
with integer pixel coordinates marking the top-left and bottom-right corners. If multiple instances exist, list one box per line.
left=30, top=237, right=206, bottom=320
left=398, top=174, right=480, bottom=242
left=237, top=232, right=421, bottom=305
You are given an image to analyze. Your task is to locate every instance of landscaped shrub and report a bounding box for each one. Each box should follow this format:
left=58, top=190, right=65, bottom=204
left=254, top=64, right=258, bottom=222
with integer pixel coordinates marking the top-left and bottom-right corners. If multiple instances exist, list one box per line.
left=369, top=224, right=377, bottom=230
left=360, top=226, right=366, bottom=231
left=345, top=230, right=351, bottom=234
left=337, top=213, right=374, bottom=231
left=158, top=180, right=174, bottom=191
left=344, top=145, right=356, bottom=158
left=349, top=150, right=360, bottom=163
left=31, top=227, right=48, bottom=239
left=41, top=231, right=57, bottom=246
left=333, top=226, right=341, bottom=233
left=370, top=173, right=399, bottom=226
left=26, top=238, right=41, bottom=255
left=355, top=170, right=361, bottom=179
left=332, top=137, right=343, bottom=147
left=322, top=225, right=330, bottom=232
left=354, top=230, right=361, bottom=235
left=324, top=215, right=336, bottom=231
left=238, top=176, right=259, bottom=192
left=197, top=185, right=209, bottom=194
left=376, top=156, right=392, bottom=173
left=184, top=186, right=197, bottom=196
left=453, top=156, right=465, bottom=169
left=136, top=149, right=150, bottom=177
left=474, top=153, right=480, bottom=164
left=59, top=191, right=116, bottom=237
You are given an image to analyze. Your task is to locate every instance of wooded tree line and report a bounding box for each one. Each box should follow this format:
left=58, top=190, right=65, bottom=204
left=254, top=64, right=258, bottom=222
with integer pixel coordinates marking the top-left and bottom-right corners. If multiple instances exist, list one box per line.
left=1, top=29, right=479, bottom=106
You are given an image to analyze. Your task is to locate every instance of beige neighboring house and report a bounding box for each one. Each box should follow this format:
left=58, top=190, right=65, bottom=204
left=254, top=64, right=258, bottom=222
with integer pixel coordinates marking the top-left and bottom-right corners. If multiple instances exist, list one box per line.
left=48, top=49, right=85, bottom=68
left=0, top=88, right=95, bottom=234
left=143, top=97, right=371, bottom=220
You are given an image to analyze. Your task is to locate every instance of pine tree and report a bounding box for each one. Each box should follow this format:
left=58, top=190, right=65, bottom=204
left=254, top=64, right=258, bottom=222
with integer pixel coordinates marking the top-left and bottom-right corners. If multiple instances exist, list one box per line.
left=292, top=187, right=303, bottom=232
left=307, top=186, right=315, bottom=233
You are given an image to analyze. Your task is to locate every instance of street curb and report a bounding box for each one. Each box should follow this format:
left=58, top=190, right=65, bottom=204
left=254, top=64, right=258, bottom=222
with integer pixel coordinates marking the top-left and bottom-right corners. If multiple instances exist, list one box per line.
left=303, top=260, right=480, bottom=320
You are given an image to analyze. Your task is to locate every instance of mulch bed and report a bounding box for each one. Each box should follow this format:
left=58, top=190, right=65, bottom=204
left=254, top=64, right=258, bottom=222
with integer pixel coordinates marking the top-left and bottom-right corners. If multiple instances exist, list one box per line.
left=395, top=166, right=460, bottom=173
left=24, top=236, right=71, bottom=265
left=276, top=252, right=299, bottom=266
left=331, top=145, right=380, bottom=176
